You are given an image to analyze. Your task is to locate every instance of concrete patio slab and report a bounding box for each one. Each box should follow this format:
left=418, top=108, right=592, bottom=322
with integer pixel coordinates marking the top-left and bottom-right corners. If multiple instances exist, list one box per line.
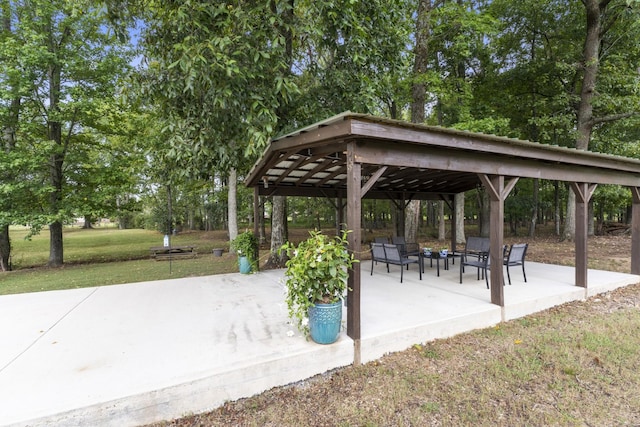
left=0, top=261, right=638, bottom=427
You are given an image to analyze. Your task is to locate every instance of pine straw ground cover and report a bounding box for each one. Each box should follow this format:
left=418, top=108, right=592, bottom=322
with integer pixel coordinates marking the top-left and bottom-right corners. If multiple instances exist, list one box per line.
left=147, top=234, right=640, bottom=427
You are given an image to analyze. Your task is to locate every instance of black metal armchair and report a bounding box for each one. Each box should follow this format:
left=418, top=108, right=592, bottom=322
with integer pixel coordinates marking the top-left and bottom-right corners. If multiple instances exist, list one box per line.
left=503, top=243, right=528, bottom=285
left=460, top=248, right=490, bottom=288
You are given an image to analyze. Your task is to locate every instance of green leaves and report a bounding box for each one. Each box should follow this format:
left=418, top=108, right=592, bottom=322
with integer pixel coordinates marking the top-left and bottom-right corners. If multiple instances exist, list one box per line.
left=140, top=0, right=297, bottom=178
left=281, top=229, right=357, bottom=336
left=0, top=0, right=140, bottom=256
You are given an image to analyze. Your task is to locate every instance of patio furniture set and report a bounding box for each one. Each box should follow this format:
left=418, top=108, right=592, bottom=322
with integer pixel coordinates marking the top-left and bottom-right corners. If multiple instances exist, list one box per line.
left=371, top=236, right=528, bottom=287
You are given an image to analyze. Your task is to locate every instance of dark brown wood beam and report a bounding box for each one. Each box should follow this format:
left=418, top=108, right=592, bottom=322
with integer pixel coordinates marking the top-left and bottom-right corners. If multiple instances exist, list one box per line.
left=350, top=118, right=640, bottom=174
left=354, top=141, right=640, bottom=187
left=480, top=174, right=505, bottom=307
left=270, top=118, right=352, bottom=152
left=346, top=142, right=362, bottom=365
left=361, top=166, right=387, bottom=197
left=571, top=182, right=595, bottom=288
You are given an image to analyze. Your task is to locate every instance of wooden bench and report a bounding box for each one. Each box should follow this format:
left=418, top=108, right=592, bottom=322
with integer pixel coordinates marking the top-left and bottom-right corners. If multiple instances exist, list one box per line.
left=370, top=243, right=422, bottom=283
left=149, top=245, right=198, bottom=260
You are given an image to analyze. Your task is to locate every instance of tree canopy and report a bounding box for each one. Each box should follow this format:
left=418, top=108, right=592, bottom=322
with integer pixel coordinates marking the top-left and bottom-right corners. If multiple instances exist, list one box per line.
left=1, top=0, right=639, bottom=269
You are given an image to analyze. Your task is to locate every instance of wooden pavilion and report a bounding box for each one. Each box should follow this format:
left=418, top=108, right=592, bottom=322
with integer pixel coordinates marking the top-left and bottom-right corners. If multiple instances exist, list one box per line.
left=246, top=112, right=640, bottom=363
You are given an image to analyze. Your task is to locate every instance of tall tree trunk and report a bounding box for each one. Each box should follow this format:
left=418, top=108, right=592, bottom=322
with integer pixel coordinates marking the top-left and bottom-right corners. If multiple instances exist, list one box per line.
left=166, top=184, right=173, bottom=235
left=528, top=32, right=539, bottom=239
left=48, top=221, right=64, bottom=266
left=588, top=201, right=595, bottom=236
left=0, top=0, right=17, bottom=271
left=411, top=0, right=431, bottom=124
left=116, top=196, right=124, bottom=230
left=82, top=215, right=94, bottom=229
left=564, top=0, right=606, bottom=241
left=0, top=225, right=9, bottom=272
left=438, top=200, right=445, bottom=241
left=265, top=0, right=294, bottom=267
left=405, top=201, right=420, bottom=243
left=228, top=168, right=238, bottom=243
left=529, top=179, right=539, bottom=238
left=46, top=17, right=66, bottom=266
left=407, top=0, right=431, bottom=243
left=455, top=193, right=465, bottom=244
left=265, top=195, right=287, bottom=269
left=563, top=189, right=576, bottom=241
left=47, top=127, right=64, bottom=266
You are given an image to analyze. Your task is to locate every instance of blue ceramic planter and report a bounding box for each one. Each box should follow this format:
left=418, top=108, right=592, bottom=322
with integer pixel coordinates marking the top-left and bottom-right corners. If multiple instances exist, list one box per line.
left=238, top=256, right=252, bottom=274
left=308, top=300, right=342, bottom=344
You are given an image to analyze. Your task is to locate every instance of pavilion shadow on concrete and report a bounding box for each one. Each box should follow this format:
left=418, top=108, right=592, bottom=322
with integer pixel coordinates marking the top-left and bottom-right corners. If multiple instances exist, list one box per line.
left=246, top=112, right=640, bottom=363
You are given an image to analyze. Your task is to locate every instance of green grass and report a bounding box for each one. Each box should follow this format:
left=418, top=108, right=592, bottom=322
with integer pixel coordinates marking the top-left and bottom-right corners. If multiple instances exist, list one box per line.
left=0, top=255, right=242, bottom=295
left=0, top=227, right=249, bottom=296
left=9, top=227, right=229, bottom=268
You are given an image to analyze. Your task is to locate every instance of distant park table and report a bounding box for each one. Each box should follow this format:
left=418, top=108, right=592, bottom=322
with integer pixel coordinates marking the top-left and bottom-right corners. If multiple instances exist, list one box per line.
left=149, top=245, right=197, bottom=260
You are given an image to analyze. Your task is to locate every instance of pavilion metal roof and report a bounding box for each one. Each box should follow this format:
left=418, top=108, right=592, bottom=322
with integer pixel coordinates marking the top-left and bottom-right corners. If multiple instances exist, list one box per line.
left=246, top=112, right=640, bottom=200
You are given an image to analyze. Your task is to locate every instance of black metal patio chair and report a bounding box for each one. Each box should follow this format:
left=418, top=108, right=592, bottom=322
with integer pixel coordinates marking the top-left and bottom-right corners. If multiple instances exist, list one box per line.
left=503, top=243, right=528, bottom=285
left=371, top=242, right=389, bottom=273
left=460, top=248, right=490, bottom=288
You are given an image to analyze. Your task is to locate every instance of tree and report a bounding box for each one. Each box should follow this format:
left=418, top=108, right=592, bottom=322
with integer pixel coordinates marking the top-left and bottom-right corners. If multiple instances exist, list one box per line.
left=138, top=1, right=298, bottom=263
left=265, top=0, right=413, bottom=261
left=485, top=0, right=640, bottom=240
left=405, top=0, right=433, bottom=244
left=0, top=0, right=134, bottom=267
left=0, top=0, right=21, bottom=269
left=563, top=0, right=640, bottom=240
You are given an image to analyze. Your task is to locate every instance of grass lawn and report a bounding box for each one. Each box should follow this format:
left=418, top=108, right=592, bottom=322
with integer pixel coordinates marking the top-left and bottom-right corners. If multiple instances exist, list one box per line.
left=9, top=227, right=229, bottom=268
left=1, top=227, right=249, bottom=296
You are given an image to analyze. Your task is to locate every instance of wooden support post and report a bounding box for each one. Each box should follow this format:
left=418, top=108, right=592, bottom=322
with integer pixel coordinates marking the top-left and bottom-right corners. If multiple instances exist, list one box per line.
left=346, top=142, right=362, bottom=365
left=478, top=175, right=518, bottom=307
left=450, top=195, right=457, bottom=253
left=483, top=175, right=505, bottom=307
left=632, top=187, right=640, bottom=275
left=398, top=194, right=406, bottom=239
left=571, top=182, right=596, bottom=288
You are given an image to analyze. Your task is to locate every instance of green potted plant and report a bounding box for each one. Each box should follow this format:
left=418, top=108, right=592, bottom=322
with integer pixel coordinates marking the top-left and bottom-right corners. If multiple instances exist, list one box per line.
left=231, top=231, right=259, bottom=273
left=281, top=229, right=357, bottom=344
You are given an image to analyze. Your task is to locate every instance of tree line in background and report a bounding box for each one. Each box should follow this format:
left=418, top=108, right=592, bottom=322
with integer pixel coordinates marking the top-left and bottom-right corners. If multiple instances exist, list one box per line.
left=0, top=0, right=638, bottom=270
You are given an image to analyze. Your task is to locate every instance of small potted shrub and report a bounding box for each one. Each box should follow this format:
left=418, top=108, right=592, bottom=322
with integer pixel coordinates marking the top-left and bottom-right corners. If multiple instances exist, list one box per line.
left=231, top=231, right=259, bottom=273
left=281, top=229, right=357, bottom=344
